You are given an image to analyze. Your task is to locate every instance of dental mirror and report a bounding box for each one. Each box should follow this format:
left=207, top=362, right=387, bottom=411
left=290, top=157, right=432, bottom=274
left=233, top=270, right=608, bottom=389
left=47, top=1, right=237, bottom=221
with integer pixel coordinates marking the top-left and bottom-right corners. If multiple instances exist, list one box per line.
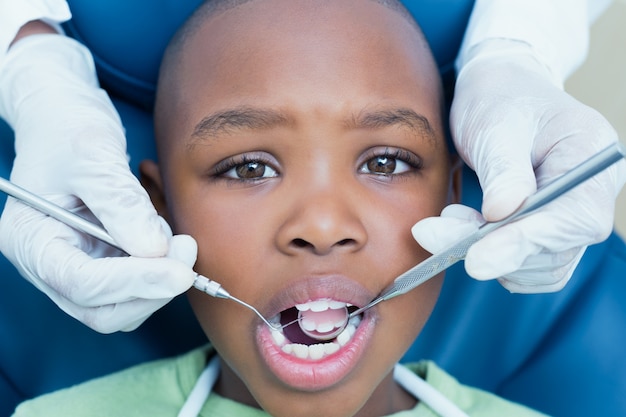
left=296, top=304, right=349, bottom=340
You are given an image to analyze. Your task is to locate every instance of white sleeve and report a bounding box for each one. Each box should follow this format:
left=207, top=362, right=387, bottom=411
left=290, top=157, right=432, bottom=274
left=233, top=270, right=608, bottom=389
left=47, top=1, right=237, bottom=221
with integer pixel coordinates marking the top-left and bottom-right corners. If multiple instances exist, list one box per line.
left=0, top=0, right=71, bottom=60
left=456, top=0, right=612, bottom=82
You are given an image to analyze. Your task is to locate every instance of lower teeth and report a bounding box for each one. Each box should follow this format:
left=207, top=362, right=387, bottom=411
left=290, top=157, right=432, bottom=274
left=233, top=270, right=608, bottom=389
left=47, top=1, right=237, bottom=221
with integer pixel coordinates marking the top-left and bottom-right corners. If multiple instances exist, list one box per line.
left=270, top=315, right=361, bottom=361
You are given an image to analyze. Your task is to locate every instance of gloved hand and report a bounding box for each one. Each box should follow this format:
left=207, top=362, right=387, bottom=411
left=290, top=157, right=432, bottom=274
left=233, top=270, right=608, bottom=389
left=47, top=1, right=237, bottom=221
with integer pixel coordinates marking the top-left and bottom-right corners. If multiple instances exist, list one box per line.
left=0, top=34, right=197, bottom=332
left=412, top=40, right=626, bottom=293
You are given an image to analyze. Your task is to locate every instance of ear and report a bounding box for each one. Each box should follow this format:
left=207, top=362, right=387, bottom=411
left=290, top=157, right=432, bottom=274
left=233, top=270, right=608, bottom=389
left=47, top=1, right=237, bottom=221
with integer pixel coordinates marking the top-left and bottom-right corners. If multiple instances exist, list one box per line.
left=447, top=155, right=463, bottom=205
left=139, top=160, right=169, bottom=220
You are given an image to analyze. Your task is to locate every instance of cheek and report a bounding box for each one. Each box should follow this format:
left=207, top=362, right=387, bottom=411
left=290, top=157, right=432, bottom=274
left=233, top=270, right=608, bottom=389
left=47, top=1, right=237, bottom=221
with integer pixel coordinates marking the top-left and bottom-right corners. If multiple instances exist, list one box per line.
left=169, top=187, right=274, bottom=298
left=181, top=195, right=265, bottom=351
left=373, top=171, right=450, bottom=251
left=365, top=169, right=448, bottom=339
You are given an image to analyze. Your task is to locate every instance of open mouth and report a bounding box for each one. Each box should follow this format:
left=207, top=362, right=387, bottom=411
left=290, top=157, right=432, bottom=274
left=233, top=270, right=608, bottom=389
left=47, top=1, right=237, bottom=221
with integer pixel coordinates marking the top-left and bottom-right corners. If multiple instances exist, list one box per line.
left=268, top=299, right=363, bottom=361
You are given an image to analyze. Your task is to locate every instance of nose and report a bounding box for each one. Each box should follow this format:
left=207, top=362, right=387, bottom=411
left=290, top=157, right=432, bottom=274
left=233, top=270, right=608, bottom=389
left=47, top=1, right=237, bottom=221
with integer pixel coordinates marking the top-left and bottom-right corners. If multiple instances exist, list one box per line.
left=276, top=188, right=367, bottom=256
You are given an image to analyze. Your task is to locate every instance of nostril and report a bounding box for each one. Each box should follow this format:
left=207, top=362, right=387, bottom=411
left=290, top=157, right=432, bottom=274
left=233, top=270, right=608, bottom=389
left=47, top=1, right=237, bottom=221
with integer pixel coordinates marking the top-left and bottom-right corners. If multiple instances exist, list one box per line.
left=292, top=238, right=311, bottom=248
left=286, top=236, right=360, bottom=254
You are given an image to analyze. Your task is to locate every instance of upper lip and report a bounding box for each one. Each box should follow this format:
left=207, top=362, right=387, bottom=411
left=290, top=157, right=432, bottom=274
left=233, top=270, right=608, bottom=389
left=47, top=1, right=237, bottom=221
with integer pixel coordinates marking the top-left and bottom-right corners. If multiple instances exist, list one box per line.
left=260, top=274, right=377, bottom=318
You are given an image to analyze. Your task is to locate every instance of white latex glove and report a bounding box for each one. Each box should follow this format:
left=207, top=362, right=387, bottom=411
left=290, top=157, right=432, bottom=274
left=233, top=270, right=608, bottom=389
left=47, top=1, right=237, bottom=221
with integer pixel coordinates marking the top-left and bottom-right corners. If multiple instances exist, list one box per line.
left=412, top=40, right=626, bottom=293
left=0, top=34, right=197, bottom=332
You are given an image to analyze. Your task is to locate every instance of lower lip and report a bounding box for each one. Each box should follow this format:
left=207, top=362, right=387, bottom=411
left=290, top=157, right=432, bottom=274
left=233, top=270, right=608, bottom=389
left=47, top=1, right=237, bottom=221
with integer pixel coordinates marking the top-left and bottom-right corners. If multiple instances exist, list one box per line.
left=256, top=315, right=375, bottom=391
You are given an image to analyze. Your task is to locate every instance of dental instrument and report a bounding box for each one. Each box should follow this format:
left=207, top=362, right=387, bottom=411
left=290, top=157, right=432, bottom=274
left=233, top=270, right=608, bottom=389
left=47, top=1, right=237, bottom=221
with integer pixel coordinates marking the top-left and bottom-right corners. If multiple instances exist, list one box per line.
left=0, top=176, right=279, bottom=330
left=0, top=142, right=624, bottom=342
left=349, top=142, right=626, bottom=319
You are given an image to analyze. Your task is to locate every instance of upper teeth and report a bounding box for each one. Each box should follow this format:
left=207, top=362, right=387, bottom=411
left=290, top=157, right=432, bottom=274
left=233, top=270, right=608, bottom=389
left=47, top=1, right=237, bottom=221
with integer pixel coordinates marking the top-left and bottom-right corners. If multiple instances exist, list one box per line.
left=296, top=299, right=347, bottom=312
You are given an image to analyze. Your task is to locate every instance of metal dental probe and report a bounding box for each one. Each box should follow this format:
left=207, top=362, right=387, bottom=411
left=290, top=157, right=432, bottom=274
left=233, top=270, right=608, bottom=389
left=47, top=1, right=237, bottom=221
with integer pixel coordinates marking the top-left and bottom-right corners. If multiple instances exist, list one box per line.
left=0, top=177, right=280, bottom=330
left=349, top=142, right=626, bottom=319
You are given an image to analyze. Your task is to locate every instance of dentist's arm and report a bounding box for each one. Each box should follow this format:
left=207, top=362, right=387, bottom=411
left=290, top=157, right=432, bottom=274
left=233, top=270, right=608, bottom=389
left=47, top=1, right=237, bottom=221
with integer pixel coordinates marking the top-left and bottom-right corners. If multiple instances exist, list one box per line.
left=0, top=0, right=197, bottom=332
left=413, top=0, right=626, bottom=293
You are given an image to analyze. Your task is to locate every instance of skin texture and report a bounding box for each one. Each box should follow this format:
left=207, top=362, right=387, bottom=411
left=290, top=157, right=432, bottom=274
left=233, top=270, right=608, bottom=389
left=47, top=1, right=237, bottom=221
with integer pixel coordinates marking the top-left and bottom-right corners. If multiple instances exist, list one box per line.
left=141, top=1, right=461, bottom=416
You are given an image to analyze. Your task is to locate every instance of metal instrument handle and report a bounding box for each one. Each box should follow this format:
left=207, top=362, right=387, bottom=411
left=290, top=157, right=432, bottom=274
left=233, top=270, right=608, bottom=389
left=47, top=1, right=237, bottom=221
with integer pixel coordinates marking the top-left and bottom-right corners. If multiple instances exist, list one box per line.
left=351, top=142, right=626, bottom=317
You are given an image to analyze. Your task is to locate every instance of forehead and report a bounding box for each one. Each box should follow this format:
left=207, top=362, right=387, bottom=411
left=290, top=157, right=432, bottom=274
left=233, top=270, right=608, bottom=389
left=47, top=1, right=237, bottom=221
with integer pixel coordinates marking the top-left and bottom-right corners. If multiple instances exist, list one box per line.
left=167, top=0, right=441, bottom=139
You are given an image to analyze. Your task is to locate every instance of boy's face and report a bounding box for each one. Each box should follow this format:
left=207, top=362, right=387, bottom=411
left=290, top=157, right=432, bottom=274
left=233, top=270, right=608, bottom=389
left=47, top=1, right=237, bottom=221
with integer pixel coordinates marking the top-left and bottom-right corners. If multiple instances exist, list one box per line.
left=144, top=1, right=460, bottom=416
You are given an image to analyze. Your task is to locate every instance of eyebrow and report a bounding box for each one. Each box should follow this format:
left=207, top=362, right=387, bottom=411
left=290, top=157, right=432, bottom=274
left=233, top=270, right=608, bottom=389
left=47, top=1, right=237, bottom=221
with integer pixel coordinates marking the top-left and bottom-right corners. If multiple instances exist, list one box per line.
left=189, top=106, right=436, bottom=144
left=190, top=107, right=291, bottom=141
left=347, top=107, right=436, bottom=144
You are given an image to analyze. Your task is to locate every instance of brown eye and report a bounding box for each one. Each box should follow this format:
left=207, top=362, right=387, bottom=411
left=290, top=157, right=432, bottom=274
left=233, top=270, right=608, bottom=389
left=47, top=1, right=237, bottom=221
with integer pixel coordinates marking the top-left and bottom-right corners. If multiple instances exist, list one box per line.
left=236, top=162, right=267, bottom=179
left=360, top=154, right=411, bottom=175
left=223, top=160, right=278, bottom=180
left=367, top=156, right=396, bottom=174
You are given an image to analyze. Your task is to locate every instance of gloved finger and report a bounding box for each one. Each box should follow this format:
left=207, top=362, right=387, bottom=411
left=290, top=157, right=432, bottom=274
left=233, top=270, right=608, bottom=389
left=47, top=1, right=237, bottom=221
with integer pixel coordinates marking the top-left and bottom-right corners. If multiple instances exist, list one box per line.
left=464, top=187, right=609, bottom=280
left=496, top=247, right=585, bottom=294
left=530, top=117, right=625, bottom=235
left=40, top=237, right=197, bottom=307
left=411, top=204, right=482, bottom=254
left=7, top=86, right=170, bottom=259
left=0, top=198, right=118, bottom=274
left=460, top=113, right=537, bottom=222
left=58, top=235, right=197, bottom=333
left=0, top=254, right=165, bottom=334
left=14, top=73, right=170, bottom=259
left=0, top=202, right=194, bottom=304
left=1, top=204, right=197, bottom=332
left=53, top=292, right=175, bottom=334
left=450, top=61, right=540, bottom=222
left=166, top=234, right=198, bottom=268
left=68, top=154, right=171, bottom=258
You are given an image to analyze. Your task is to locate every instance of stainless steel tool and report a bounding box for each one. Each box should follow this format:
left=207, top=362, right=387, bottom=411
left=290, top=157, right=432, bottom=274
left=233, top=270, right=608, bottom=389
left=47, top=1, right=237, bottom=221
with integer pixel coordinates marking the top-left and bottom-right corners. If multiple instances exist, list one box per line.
left=349, top=142, right=626, bottom=319
left=0, top=176, right=279, bottom=330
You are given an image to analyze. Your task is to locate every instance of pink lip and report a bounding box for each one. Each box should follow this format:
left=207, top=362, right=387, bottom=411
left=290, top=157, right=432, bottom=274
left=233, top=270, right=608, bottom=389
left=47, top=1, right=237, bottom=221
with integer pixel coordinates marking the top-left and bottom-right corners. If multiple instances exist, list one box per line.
left=255, top=275, right=378, bottom=391
left=257, top=314, right=375, bottom=391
